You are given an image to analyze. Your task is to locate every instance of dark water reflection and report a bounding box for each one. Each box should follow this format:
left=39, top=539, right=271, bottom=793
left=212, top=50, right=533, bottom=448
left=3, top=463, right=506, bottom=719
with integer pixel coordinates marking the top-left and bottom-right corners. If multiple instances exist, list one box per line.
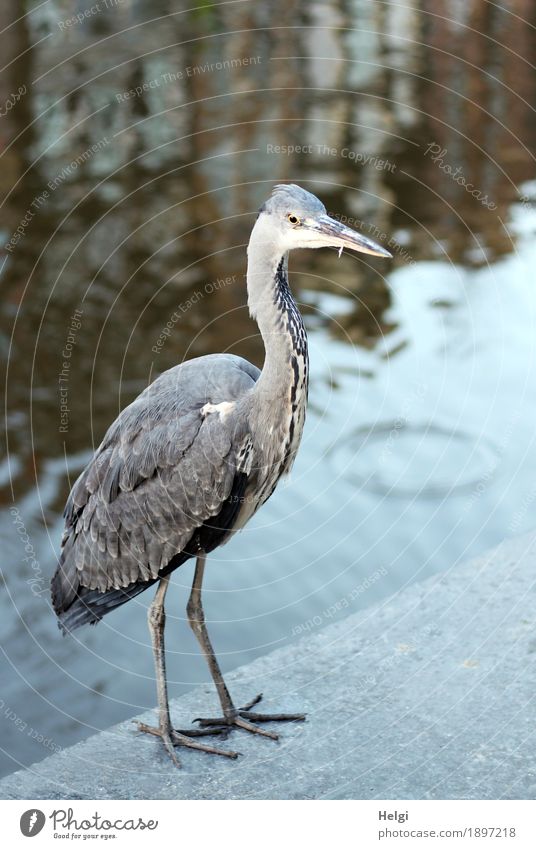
left=1, top=0, right=535, bottom=776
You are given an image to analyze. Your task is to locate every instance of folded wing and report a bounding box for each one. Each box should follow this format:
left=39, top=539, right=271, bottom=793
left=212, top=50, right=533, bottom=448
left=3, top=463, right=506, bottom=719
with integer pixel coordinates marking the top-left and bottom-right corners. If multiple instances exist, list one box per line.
left=51, top=354, right=259, bottom=623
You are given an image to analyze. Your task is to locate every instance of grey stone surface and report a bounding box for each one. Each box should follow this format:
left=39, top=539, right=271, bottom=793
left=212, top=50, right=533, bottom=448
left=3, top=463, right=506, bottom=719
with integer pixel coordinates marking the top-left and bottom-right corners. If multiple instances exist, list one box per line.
left=1, top=532, right=535, bottom=800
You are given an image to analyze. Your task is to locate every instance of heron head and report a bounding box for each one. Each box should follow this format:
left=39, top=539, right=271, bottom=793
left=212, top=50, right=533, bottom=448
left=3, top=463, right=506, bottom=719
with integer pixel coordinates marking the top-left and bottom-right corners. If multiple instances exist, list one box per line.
left=259, top=183, right=392, bottom=258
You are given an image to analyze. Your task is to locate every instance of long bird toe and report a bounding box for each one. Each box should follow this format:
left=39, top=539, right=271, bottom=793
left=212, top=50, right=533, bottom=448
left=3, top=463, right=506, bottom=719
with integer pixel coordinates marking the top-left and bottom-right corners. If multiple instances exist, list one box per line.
left=189, top=693, right=306, bottom=740
left=134, top=720, right=239, bottom=767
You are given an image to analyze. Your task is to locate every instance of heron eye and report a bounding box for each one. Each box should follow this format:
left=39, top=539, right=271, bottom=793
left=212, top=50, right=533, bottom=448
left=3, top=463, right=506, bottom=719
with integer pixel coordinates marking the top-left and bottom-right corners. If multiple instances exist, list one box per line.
left=287, top=214, right=300, bottom=225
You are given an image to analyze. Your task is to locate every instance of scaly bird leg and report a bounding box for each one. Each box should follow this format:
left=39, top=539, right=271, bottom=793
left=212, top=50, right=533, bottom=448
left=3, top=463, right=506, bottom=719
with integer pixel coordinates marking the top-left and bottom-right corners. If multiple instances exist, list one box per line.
left=180, top=554, right=306, bottom=740
left=134, top=575, right=239, bottom=766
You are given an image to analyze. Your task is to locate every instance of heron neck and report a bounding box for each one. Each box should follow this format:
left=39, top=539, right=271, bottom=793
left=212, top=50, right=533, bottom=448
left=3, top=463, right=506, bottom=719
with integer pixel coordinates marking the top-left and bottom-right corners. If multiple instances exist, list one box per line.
left=246, top=227, right=308, bottom=399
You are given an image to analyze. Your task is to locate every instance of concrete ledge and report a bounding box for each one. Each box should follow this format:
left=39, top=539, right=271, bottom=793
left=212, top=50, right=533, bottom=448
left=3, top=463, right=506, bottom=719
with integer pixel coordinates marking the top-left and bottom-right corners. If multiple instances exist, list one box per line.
left=1, top=532, right=535, bottom=800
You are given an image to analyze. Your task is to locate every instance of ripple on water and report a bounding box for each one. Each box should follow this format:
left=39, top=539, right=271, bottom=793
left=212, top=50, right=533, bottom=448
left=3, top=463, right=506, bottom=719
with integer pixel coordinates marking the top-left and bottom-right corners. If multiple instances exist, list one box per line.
left=329, top=421, right=501, bottom=498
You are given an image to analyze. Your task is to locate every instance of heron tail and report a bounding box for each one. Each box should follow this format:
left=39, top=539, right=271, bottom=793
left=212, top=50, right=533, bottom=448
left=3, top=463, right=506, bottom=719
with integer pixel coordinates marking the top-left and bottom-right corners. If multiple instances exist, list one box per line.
left=53, top=580, right=157, bottom=633
left=51, top=558, right=159, bottom=633
left=50, top=549, right=191, bottom=634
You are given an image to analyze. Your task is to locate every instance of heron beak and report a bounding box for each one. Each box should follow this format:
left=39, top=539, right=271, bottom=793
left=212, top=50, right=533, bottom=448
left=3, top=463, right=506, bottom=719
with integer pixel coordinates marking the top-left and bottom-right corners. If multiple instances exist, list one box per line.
left=308, top=214, right=392, bottom=258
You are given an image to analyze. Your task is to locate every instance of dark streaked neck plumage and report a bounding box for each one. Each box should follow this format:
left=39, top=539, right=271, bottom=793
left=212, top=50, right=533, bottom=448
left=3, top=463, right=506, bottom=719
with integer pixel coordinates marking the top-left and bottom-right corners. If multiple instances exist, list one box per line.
left=246, top=212, right=309, bottom=402
left=244, top=211, right=309, bottom=495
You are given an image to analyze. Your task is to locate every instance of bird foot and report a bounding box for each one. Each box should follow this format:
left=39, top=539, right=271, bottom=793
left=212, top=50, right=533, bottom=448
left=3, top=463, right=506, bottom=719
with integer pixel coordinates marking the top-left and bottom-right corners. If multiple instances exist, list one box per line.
left=134, top=720, right=239, bottom=767
left=183, top=693, right=306, bottom=740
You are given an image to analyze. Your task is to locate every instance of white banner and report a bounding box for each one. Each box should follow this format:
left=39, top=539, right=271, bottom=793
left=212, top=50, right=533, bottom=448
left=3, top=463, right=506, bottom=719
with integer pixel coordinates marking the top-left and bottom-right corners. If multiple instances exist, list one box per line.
left=1, top=799, right=534, bottom=847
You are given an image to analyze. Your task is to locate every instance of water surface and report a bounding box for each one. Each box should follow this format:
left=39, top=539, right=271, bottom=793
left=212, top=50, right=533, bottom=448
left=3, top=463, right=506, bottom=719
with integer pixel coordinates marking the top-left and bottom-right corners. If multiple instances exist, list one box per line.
left=1, top=0, right=535, bottom=777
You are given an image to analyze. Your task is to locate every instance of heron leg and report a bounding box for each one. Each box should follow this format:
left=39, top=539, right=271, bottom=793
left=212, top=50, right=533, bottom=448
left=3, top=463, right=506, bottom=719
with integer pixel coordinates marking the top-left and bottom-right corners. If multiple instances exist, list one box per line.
left=182, top=554, right=306, bottom=740
left=135, top=575, right=239, bottom=766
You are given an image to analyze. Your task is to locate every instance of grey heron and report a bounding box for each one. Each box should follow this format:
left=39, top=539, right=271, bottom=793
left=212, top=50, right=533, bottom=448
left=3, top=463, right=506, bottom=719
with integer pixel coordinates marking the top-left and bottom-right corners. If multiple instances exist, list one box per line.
left=51, top=184, right=391, bottom=766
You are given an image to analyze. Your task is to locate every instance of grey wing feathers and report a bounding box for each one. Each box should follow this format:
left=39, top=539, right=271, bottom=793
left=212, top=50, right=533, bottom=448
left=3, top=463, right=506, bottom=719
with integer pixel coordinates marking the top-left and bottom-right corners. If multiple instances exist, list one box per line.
left=52, top=354, right=259, bottom=615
